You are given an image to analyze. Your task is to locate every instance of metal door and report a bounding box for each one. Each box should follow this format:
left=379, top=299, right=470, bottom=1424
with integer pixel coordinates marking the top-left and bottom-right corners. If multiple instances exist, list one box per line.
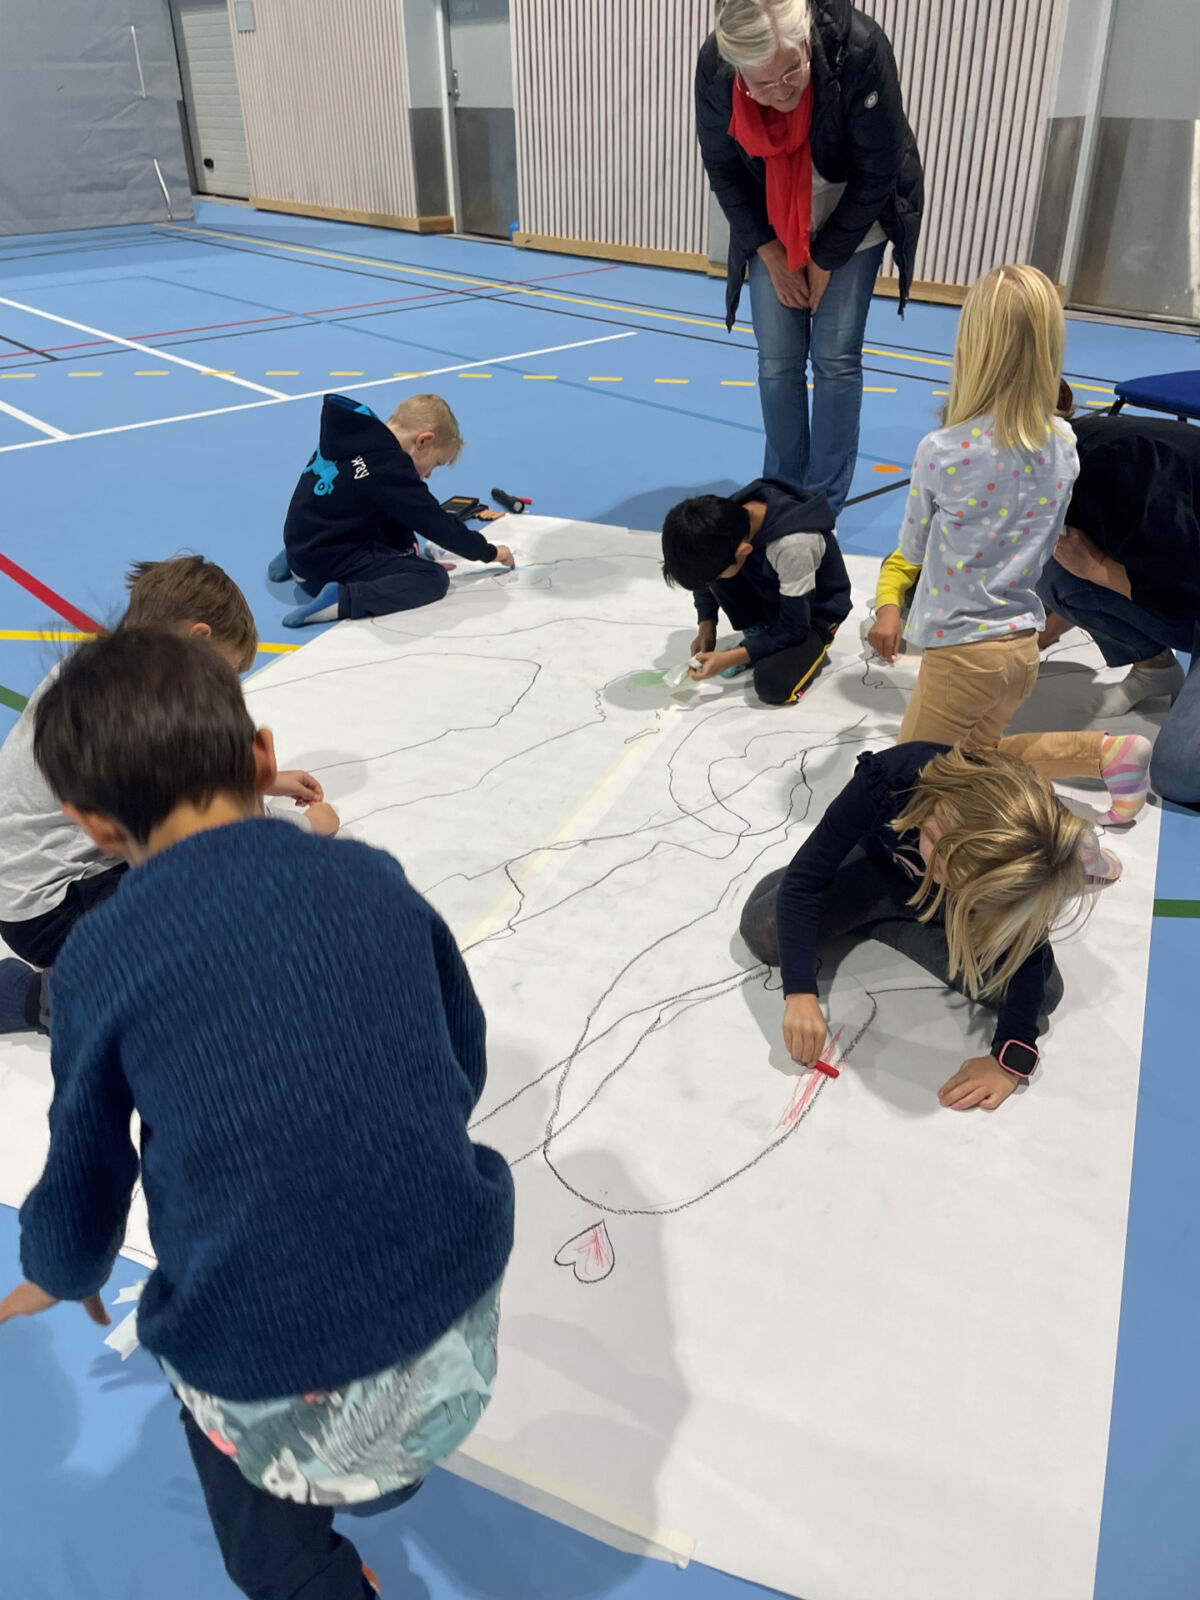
left=445, top=0, right=518, bottom=238
left=169, top=0, right=252, bottom=199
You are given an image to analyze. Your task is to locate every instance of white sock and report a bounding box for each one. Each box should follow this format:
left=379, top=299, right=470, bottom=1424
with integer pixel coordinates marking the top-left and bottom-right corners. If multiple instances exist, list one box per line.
left=1090, top=655, right=1185, bottom=719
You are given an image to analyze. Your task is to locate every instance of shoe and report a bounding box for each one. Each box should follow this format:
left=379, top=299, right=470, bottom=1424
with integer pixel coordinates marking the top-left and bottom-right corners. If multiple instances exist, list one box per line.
left=721, top=625, right=764, bottom=678
left=283, top=582, right=340, bottom=628
left=267, top=548, right=292, bottom=583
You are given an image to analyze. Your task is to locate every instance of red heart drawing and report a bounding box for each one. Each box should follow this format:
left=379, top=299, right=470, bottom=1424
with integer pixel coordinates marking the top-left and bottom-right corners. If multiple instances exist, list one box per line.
left=554, top=1221, right=615, bottom=1284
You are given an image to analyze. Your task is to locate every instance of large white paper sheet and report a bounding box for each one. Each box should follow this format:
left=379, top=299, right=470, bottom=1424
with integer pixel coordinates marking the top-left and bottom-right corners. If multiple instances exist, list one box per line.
left=0, top=517, right=1161, bottom=1600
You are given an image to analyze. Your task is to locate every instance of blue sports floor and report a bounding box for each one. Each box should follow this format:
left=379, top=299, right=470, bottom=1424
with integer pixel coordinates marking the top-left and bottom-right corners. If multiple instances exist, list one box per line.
left=1, top=200, right=1198, bottom=1599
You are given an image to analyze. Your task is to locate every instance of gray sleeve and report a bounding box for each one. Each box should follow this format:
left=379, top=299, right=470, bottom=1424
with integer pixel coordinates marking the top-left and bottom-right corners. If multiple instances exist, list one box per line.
left=766, top=533, right=824, bottom=598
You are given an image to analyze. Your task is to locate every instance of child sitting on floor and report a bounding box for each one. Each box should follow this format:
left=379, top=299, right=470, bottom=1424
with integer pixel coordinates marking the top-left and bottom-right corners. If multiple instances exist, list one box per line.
left=867, top=268, right=1152, bottom=838
left=0, top=557, right=337, bottom=1034
left=660, top=480, right=852, bottom=706
left=0, top=629, right=514, bottom=1600
left=740, top=744, right=1091, bottom=1112
left=271, top=391, right=514, bottom=628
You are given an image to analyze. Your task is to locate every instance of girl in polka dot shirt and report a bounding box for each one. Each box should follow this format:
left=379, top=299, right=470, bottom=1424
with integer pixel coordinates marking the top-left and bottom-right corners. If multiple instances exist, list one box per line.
left=874, top=265, right=1152, bottom=855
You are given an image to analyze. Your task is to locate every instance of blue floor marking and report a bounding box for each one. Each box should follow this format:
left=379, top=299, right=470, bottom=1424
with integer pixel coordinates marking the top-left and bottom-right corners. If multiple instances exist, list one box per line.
left=0, top=199, right=1197, bottom=1599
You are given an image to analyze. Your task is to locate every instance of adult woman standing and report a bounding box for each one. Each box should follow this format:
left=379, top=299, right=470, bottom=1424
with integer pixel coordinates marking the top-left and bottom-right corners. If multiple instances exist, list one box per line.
left=696, top=0, right=923, bottom=517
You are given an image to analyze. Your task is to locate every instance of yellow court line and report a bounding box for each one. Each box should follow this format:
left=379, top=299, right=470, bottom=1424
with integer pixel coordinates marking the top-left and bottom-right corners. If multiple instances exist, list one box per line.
left=864, top=345, right=951, bottom=369
left=394, top=371, right=424, bottom=377
left=0, top=629, right=297, bottom=655
left=864, top=386, right=898, bottom=393
left=458, top=372, right=493, bottom=378
left=721, top=379, right=755, bottom=386
left=267, top=370, right=300, bottom=376
left=69, top=371, right=103, bottom=377
left=136, top=370, right=170, bottom=376
left=330, top=370, right=363, bottom=376
left=1072, top=382, right=1116, bottom=395
left=204, top=369, right=236, bottom=375
left=158, top=221, right=760, bottom=336
left=523, top=374, right=557, bottom=380
left=0, top=630, right=93, bottom=643
left=588, top=376, right=622, bottom=382
left=654, top=377, right=688, bottom=384
left=153, top=222, right=1120, bottom=394
left=0, top=372, right=36, bottom=379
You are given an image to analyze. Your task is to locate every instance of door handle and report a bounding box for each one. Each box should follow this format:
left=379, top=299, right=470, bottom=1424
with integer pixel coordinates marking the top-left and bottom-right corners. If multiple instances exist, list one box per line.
left=450, top=68, right=461, bottom=102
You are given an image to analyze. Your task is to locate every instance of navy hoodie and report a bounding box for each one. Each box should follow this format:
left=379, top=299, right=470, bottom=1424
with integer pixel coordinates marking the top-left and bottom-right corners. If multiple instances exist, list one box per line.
left=283, top=394, right=498, bottom=584
left=695, top=480, right=853, bottom=662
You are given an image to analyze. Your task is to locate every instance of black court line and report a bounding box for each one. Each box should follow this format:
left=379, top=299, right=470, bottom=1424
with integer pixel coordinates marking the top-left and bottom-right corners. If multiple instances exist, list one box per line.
left=844, top=474, right=912, bottom=508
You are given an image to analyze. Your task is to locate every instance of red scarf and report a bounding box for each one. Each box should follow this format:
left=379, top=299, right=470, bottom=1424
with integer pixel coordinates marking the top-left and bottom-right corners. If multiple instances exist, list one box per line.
left=729, top=83, right=814, bottom=272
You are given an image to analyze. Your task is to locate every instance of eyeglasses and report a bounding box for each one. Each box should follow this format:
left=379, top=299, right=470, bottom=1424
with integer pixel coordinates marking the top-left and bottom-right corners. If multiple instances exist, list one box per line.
left=737, top=50, right=811, bottom=101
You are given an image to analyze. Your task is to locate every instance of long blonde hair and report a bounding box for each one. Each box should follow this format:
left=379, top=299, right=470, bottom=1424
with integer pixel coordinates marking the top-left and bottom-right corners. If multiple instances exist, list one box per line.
left=944, top=265, right=1064, bottom=453
left=715, top=0, right=812, bottom=68
left=891, top=747, right=1089, bottom=1001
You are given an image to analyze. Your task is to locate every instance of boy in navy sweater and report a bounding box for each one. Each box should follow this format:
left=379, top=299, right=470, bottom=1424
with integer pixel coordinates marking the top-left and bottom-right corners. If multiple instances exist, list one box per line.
left=0, top=630, right=514, bottom=1600
left=661, top=480, right=852, bottom=706
left=272, top=391, right=514, bottom=627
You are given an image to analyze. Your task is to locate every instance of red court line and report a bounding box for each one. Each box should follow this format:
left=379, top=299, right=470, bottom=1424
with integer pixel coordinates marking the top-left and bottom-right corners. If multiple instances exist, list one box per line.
left=0, top=552, right=101, bottom=632
left=0, top=263, right=622, bottom=362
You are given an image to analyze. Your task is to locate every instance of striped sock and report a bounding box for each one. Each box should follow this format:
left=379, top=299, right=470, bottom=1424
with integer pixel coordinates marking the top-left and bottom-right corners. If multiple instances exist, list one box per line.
left=1099, top=733, right=1153, bottom=824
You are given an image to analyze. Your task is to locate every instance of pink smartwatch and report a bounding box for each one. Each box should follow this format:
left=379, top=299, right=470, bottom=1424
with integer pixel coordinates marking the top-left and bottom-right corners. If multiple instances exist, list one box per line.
left=997, top=1039, right=1039, bottom=1079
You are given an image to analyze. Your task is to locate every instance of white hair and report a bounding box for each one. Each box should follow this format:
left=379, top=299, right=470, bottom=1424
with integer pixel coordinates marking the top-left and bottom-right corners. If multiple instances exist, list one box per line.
left=714, top=0, right=813, bottom=69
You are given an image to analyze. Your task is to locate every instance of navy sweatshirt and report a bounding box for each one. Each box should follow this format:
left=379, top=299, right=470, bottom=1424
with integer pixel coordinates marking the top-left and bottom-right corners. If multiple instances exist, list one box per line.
left=283, top=394, right=498, bottom=585
left=775, top=744, right=1052, bottom=1057
left=695, top=480, right=853, bottom=663
left=19, top=819, right=514, bottom=1402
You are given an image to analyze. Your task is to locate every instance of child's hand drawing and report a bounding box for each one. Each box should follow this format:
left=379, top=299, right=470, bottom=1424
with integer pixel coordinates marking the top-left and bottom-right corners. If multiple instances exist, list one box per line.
left=0, top=1280, right=111, bottom=1328
left=937, top=1055, right=1018, bottom=1112
left=270, top=770, right=324, bottom=805
left=782, top=993, right=828, bottom=1067
left=867, top=605, right=902, bottom=663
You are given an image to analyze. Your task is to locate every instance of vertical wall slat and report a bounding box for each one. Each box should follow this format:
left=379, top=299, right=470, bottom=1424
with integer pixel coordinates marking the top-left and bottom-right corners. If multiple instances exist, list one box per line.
left=860, top=0, right=1068, bottom=287
left=511, top=0, right=712, bottom=256
left=229, top=0, right=419, bottom=220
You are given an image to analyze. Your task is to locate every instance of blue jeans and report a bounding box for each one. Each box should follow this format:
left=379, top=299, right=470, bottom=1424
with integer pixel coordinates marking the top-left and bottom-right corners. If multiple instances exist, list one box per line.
left=747, top=241, right=886, bottom=518
left=1038, top=559, right=1200, bottom=805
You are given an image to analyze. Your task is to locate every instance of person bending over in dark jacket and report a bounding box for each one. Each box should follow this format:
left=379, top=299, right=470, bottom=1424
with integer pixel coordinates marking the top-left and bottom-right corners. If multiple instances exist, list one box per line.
left=661, top=479, right=851, bottom=706
left=270, top=391, right=514, bottom=628
left=695, top=0, right=923, bottom=516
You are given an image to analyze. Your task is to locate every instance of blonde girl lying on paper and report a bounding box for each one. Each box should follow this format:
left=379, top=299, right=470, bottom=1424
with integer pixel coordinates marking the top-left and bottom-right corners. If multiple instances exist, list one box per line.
left=740, top=744, right=1095, bottom=1112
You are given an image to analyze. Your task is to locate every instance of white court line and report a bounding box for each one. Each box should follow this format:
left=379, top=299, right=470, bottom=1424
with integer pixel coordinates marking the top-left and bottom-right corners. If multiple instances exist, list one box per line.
left=0, top=332, right=637, bottom=454
left=0, top=294, right=287, bottom=398
left=0, top=395, right=68, bottom=440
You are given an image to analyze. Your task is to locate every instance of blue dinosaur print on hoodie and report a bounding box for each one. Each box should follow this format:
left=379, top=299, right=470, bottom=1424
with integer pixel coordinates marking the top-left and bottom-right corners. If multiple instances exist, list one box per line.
left=308, top=450, right=339, bottom=497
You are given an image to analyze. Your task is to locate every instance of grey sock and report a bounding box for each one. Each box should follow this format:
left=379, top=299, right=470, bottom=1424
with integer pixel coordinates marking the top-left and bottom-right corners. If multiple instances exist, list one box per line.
left=1090, top=656, right=1185, bottom=719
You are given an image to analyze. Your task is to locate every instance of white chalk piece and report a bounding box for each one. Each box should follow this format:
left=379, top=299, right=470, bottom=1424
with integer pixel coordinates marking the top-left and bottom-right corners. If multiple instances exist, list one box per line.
left=104, top=1278, right=146, bottom=1360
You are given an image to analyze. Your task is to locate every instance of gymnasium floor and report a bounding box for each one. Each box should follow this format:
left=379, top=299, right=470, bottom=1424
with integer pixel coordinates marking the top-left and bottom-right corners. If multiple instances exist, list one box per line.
left=1, top=199, right=1197, bottom=1600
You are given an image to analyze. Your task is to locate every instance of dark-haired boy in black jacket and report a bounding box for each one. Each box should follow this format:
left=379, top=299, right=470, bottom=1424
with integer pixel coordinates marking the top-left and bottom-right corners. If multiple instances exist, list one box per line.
left=271, top=392, right=514, bottom=627
left=662, top=479, right=851, bottom=706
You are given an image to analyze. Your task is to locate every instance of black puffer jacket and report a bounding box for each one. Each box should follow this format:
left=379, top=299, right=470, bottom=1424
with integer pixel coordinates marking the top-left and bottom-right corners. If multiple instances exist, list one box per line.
left=696, top=0, right=924, bottom=327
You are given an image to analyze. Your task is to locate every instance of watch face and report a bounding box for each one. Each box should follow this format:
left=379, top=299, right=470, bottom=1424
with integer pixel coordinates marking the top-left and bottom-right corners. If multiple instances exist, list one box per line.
left=1001, top=1041, right=1038, bottom=1076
